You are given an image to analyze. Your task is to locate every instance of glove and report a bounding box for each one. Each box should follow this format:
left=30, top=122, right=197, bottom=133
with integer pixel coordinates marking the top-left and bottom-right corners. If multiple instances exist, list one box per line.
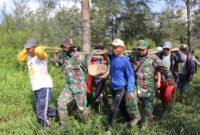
left=17, top=49, right=28, bottom=62
left=34, top=46, right=48, bottom=60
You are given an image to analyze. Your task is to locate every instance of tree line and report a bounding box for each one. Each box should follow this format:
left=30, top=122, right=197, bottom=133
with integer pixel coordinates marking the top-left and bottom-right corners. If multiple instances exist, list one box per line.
left=0, top=0, right=200, bottom=50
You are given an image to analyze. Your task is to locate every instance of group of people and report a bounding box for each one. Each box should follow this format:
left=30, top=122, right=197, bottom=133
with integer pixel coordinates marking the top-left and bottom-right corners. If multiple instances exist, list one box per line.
left=17, top=38, right=196, bottom=133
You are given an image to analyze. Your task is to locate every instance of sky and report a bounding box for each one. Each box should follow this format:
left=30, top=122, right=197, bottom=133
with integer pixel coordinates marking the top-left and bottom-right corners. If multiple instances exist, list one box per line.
left=0, top=0, right=185, bottom=22
left=0, top=0, right=79, bottom=14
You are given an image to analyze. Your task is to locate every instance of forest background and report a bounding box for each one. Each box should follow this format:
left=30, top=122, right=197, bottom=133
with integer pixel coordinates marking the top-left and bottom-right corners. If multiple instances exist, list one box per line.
left=0, top=0, right=200, bottom=134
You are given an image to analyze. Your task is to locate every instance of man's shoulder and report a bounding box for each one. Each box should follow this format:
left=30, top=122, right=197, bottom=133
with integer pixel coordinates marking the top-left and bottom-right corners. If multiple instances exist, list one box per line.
left=146, top=53, right=158, bottom=60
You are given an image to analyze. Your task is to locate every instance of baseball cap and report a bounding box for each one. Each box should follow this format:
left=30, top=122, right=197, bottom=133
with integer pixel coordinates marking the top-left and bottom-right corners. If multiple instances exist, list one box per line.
left=111, top=39, right=125, bottom=47
left=163, top=41, right=172, bottom=49
left=24, top=39, right=38, bottom=49
left=137, top=40, right=148, bottom=49
left=60, top=38, right=73, bottom=48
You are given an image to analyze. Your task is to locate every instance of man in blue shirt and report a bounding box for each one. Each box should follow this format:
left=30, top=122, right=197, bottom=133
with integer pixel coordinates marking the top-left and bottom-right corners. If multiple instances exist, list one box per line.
left=104, top=39, right=141, bottom=134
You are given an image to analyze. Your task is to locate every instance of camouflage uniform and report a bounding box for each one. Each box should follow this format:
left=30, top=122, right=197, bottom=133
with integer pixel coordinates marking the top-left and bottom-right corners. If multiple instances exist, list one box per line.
left=54, top=51, right=88, bottom=115
left=129, top=45, right=174, bottom=122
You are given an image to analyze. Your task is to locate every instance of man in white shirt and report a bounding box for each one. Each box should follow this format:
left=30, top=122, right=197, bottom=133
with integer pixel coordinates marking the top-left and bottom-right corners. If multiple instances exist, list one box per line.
left=156, top=41, right=177, bottom=118
left=17, top=39, right=56, bottom=128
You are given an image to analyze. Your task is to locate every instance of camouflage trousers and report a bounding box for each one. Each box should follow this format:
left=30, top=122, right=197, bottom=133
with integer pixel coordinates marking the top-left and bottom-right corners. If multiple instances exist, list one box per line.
left=57, top=89, right=88, bottom=114
left=125, top=90, right=140, bottom=119
left=138, top=96, right=154, bottom=121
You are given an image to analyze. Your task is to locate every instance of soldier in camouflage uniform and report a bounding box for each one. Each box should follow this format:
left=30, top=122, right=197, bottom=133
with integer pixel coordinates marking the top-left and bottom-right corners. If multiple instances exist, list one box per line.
left=52, top=39, right=88, bottom=126
left=129, top=40, right=175, bottom=128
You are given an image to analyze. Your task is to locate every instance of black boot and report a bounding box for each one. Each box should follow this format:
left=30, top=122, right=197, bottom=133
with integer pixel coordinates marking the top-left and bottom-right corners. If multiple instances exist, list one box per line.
left=161, top=104, right=170, bottom=119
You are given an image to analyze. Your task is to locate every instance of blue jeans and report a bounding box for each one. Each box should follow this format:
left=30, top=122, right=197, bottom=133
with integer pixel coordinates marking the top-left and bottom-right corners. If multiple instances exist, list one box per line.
left=34, top=88, right=56, bottom=127
left=178, top=74, right=189, bottom=93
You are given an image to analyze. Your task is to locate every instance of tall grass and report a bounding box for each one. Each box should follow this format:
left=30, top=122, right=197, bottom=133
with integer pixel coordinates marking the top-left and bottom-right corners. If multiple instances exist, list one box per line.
left=0, top=46, right=200, bottom=135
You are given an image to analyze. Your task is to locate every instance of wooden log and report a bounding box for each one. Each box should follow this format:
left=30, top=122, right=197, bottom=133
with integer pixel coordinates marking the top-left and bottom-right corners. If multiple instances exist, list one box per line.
left=46, top=46, right=179, bottom=55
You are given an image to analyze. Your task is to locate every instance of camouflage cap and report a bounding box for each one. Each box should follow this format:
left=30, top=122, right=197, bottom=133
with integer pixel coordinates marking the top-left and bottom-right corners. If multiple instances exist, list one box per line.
left=137, top=40, right=149, bottom=49
left=60, top=38, right=73, bottom=48
left=180, top=44, right=187, bottom=50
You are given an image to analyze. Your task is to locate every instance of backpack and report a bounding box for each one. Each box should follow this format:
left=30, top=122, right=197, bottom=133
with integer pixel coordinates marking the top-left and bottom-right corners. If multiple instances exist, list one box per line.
left=187, top=53, right=197, bottom=74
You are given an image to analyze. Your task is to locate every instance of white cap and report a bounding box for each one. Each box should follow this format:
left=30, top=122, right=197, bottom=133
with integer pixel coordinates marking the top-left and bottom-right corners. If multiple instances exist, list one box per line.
left=112, top=39, right=125, bottom=47
left=163, top=41, right=172, bottom=49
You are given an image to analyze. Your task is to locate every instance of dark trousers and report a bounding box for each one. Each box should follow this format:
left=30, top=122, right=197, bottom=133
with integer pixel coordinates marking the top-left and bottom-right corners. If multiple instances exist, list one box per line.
left=108, top=88, right=130, bottom=127
left=93, top=80, right=109, bottom=110
left=34, top=88, right=56, bottom=127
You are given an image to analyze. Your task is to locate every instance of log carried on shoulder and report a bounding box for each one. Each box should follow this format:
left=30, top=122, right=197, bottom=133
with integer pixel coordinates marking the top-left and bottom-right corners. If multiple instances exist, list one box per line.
left=46, top=46, right=179, bottom=55
left=46, top=46, right=179, bottom=78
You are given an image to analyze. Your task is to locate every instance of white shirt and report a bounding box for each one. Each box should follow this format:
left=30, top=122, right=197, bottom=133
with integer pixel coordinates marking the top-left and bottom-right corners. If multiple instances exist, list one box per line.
left=162, top=55, right=171, bottom=70
left=27, top=56, right=53, bottom=91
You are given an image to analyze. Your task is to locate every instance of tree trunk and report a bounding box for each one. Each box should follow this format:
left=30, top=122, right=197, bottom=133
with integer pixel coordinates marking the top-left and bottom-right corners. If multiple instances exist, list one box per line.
left=81, top=0, right=91, bottom=53
left=186, top=0, right=192, bottom=52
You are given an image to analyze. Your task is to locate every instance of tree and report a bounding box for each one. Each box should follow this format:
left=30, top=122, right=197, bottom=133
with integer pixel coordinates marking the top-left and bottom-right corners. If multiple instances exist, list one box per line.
left=155, top=7, right=187, bottom=45
left=165, top=0, right=200, bottom=51
left=81, top=0, right=91, bottom=53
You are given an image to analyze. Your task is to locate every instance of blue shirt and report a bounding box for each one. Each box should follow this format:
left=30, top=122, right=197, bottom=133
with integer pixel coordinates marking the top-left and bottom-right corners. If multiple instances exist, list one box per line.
left=109, top=54, right=135, bottom=94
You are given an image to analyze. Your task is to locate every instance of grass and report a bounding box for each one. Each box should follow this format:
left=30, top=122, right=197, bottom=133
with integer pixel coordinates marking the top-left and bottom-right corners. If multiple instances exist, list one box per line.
left=0, top=46, right=200, bottom=135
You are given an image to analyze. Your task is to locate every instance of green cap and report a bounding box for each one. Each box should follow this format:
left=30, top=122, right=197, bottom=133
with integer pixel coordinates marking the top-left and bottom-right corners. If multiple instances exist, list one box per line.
left=137, top=40, right=149, bottom=49
left=180, top=44, right=187, bottom=50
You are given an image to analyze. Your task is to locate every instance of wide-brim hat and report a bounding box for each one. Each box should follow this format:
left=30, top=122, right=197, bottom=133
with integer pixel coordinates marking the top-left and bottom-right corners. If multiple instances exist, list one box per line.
left=24, top=39, right=38, bottom=49
left=60, top=38, right=73, bottom=48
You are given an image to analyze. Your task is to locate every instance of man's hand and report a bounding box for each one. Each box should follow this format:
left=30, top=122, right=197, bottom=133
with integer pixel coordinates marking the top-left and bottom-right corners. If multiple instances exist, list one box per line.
left=126, top=91, right=136, bottom=102
left=102, top=49, right=109, bottom=55
left=156, top=81, right=161, bottom=88
left=53, top=47, right=60, bottom=53
left=167, top=79, right=175, bottom=86
left=189, top=74, right=193, bottom=81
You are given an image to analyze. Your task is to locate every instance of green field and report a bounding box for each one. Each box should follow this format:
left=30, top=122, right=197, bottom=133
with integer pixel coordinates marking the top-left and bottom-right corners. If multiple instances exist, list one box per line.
left=0, top=46, right=200, bottom=135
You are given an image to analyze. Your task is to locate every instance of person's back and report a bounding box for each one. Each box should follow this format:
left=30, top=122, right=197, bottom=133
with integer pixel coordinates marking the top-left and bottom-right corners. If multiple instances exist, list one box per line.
left=178, top=50, right=188, bottom=75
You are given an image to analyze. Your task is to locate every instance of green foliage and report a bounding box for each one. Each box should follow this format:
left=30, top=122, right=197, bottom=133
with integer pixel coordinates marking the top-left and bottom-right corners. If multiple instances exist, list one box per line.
left=1, top=45, right=200, bottom=135
left=126, top=38, right=156, bottom=50
left=0, top=1, right=200, bottom=134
